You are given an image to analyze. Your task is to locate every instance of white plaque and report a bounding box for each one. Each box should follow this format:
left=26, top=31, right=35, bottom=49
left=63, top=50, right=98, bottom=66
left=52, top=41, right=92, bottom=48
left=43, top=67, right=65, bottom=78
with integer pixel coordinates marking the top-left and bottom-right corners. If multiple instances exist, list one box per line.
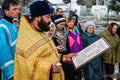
left=72, top=38, right=111, bottom=69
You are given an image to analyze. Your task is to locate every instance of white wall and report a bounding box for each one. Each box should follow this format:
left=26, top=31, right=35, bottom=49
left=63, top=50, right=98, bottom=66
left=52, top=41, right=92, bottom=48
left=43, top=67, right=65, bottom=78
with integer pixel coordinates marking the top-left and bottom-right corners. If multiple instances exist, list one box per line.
left=48, top=0, right=63, bottom=4
left=91, top=5, right=107, bottom=19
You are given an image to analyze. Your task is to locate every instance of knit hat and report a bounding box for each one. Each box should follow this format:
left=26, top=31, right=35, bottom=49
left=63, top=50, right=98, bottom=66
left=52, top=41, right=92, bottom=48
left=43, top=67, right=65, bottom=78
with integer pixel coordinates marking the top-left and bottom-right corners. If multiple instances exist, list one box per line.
left=30, top=1, right=51, bottom=18
left=69, top=10, right=78, bottom=20
left=83, top=21, right=96, bottom=31
left=69, top=10, right=76, bottom=16
left=54, top=15, right=65, bottom=25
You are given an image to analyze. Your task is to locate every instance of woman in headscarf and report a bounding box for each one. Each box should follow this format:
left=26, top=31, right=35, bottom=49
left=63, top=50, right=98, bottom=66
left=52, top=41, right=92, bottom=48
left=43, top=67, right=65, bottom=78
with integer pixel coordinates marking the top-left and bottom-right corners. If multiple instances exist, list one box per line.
left=100, top=22, right=120, bottom=80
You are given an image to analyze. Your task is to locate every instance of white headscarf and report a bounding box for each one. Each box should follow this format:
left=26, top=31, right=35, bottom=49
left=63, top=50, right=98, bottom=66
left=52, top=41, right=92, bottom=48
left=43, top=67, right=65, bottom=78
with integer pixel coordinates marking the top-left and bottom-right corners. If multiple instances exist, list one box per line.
left=83, top=21, right=96, bottom=32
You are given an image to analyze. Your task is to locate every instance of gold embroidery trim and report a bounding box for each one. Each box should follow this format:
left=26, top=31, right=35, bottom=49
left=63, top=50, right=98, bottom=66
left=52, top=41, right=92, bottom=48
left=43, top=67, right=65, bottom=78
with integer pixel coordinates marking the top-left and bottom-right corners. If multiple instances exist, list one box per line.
left=30, top=49, right=58, bottom=80
left=16, top=38, right=49, bottom=58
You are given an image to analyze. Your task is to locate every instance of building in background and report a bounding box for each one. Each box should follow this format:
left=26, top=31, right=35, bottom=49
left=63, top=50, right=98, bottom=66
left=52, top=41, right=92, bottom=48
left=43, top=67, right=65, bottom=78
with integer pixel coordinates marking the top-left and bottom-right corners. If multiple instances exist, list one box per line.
left=91, top=6, right=107, bottom=19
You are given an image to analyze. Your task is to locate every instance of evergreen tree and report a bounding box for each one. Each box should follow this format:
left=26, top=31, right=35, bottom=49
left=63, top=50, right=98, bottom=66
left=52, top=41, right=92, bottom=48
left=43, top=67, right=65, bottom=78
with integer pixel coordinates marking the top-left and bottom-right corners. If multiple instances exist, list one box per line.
left=77, top=0, right=83, bottom=5
left=77, top=0, right=94, bottom=7
left=109, top=0, right=120, bottom=15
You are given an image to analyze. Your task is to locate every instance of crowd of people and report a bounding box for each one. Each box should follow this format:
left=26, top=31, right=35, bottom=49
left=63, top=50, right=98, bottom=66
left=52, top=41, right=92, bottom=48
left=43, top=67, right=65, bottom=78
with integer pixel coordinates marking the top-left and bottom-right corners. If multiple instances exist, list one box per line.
left=0, top=0, right=120, bottom=80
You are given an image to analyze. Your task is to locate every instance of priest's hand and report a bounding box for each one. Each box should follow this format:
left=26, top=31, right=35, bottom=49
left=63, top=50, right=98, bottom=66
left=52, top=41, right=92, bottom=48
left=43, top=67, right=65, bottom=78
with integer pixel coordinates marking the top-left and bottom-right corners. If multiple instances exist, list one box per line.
left=62, top=53, right=77, bottom=62
left=51, top=62, right=62, bottom=73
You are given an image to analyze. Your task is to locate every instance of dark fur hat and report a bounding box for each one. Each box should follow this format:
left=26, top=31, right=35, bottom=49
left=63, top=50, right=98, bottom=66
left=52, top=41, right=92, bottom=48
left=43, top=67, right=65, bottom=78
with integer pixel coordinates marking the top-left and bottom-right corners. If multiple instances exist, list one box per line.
left=30, top=1, right=51, bottom=18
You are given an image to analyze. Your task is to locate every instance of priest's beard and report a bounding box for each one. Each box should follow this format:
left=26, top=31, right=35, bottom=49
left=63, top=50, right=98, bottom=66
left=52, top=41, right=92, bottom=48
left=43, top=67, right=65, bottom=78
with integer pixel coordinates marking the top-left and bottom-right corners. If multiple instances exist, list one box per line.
left=38, top=18, right=50, bottom=32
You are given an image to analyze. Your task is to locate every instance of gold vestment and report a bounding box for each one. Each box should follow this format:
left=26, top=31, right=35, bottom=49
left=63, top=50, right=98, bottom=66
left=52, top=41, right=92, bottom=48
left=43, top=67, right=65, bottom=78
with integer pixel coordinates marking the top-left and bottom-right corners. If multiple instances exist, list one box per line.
left=14, top=16, right=64, bottom=80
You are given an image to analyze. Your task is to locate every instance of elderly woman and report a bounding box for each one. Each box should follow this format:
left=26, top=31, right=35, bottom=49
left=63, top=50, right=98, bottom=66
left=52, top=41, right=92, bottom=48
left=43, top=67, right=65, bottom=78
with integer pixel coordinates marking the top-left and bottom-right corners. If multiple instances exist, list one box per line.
left=81, top=21, right=103, bottom=80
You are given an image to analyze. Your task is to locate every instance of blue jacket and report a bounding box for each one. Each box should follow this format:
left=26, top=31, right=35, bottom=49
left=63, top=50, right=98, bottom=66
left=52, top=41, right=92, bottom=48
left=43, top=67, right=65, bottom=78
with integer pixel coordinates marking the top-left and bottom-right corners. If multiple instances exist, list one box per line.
left=81, top=33, right=103, bottom=80
left=0, top=19, right=18, bottom=80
